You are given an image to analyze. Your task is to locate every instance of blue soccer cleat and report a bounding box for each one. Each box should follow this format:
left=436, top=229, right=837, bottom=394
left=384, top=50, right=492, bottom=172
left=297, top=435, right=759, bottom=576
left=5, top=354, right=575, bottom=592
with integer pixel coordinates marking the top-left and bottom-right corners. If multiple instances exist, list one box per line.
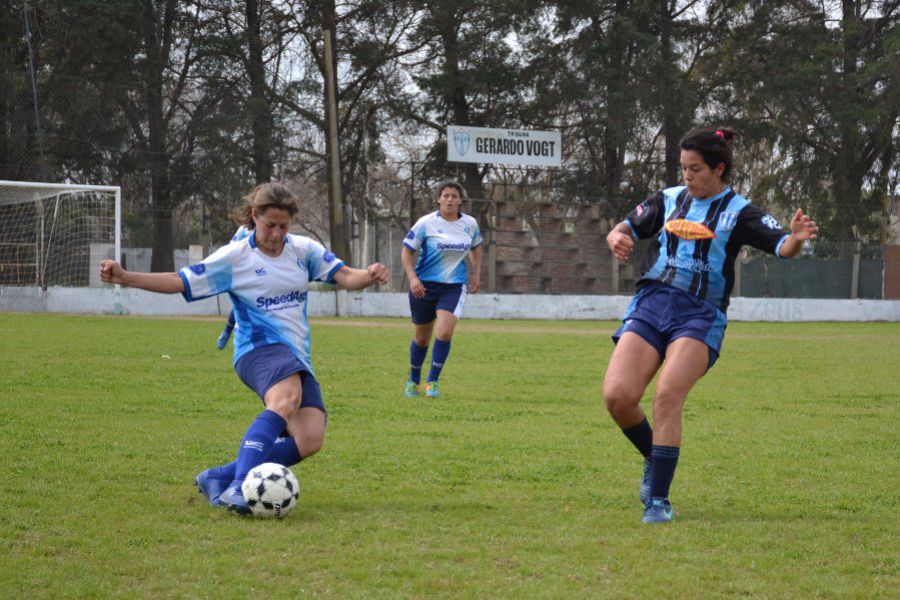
left=642, top=497, right=675, bottom=524
left=404, top=380, right=419, bottom=398
left=195, top=468, right=230, bottom=506
left=424, top=381, right=440, bottom=398
left=640, top=458, right=652, bottom=508
left=217, top=483, right=252, bottom=515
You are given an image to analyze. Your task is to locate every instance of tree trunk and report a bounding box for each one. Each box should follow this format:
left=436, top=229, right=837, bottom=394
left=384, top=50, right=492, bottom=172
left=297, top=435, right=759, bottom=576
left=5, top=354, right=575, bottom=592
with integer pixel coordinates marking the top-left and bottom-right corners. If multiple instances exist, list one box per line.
left=246, top=0, right=273, bottom=183
left=660, top=2, right=681, bottom=187
left=441, top=9, right=485, bottom=212
left=602, top=3, right=629, bottom=200
left=143, top=0, right=174, bottom=272
left=320, top=0, right=349, bottom=260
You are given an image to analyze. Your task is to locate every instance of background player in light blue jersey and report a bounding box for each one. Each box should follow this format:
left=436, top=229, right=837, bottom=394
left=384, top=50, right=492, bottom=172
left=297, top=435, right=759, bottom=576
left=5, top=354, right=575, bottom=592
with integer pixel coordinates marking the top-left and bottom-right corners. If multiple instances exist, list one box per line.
left=401, top=180, right=483, bottom=399
left=100, top=182, right=389, bottom=515
left=602, top=127, right=819, bottom=524
left=215, top=225, right=252, bottom=350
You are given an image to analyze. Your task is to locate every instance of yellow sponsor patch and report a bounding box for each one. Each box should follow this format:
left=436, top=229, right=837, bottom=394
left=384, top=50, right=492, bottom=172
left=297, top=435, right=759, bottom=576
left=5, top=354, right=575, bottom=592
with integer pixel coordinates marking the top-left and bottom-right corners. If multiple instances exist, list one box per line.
left=664, top=219, right=716, bottom=240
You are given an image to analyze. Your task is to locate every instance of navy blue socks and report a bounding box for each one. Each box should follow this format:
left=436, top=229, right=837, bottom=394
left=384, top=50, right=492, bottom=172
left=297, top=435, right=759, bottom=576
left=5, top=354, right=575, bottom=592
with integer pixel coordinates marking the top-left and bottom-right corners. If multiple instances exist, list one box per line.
left=427, top=338, right=451, bottom=382
left=233, top=409, right=287, bottom=483
left=621, top=417, right=653, bottom=459
left=209, top=437, right=302, bottom=482
left=409, top=341, right=428, bottom=384
left=650, top=445, right=680, bottom=499
left=268, top=436, right=302, bottom=466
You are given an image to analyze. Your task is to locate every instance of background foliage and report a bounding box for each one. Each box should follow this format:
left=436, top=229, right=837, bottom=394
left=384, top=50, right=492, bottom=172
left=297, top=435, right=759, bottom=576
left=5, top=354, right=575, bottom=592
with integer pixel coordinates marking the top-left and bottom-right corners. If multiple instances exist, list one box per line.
left=1, top=0, right=897, bottom=268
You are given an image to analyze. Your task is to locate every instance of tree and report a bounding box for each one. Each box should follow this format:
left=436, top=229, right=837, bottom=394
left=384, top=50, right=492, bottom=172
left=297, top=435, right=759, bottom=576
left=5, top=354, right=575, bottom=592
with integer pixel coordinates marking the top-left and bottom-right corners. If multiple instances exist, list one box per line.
left=269, top=0, right=427, bottom=262
left=390, top=0, right=532, bottom=206
left=722, top=0, right=899, bottom=243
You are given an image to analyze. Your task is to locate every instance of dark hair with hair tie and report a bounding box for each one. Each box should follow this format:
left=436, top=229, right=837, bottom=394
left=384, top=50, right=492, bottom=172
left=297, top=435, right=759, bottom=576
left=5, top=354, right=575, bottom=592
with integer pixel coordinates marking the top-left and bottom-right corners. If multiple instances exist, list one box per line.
left=680, top=127, right=742, bottom=181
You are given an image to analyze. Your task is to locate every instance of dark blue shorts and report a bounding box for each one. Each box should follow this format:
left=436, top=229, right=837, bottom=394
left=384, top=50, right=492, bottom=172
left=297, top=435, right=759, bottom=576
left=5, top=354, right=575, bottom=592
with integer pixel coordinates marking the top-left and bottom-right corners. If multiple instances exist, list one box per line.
left=234, top=344, right=326, bottom=415
left=409, top=281, right=467, bottom=324
left=612, top=283, right=727, bottom=370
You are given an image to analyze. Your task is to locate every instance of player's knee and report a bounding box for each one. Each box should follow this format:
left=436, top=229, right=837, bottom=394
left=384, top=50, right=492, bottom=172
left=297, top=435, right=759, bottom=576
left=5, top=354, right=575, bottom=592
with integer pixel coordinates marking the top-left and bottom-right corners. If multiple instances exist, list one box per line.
left=652, top=388, right=686, bottom=417
left=603, top=381, right=641, bottom=418
left=267, top=394, right=301, bottom=420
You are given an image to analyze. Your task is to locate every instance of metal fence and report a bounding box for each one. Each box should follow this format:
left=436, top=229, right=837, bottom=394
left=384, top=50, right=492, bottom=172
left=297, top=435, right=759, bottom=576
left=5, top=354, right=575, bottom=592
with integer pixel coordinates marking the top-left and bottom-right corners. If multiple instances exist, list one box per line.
left=2, top=171, right=895, bottom=299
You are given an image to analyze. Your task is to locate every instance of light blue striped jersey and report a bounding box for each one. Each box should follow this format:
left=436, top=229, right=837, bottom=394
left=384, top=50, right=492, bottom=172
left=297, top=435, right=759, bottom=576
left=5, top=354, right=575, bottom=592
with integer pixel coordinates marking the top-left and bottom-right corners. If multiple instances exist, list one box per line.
left=626, top=186, right=789, bottom=311
left=403, top=211, right=483, bottom=283
left=178, top=233, right=344, bottom=373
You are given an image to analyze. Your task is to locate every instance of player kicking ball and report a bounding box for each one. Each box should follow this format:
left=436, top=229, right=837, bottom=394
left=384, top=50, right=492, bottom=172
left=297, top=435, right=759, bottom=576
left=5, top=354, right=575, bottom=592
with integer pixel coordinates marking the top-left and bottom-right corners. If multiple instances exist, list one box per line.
left=603, top=127, right=818, bottom=523
left=100, top=182, right=389, bottom=515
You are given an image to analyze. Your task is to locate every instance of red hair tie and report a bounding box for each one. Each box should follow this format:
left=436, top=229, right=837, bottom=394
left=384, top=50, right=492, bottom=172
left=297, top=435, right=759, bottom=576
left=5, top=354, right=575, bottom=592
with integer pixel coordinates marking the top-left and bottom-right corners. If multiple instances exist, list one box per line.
left=715, top=129, right=726, bottom=140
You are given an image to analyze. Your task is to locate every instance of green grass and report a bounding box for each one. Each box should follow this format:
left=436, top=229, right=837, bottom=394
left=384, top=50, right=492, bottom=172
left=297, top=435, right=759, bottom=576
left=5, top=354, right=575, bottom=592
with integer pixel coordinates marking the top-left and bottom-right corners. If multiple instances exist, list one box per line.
left=1, top=313, right=897, bottom=598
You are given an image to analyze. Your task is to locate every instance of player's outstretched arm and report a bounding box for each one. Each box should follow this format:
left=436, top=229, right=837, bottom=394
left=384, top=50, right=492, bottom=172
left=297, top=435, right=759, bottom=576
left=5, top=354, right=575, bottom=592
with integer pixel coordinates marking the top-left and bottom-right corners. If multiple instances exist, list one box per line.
left=778, top=209, right=819, bottom=258
left=99, top=260, right=185, bottom=294
left=332, top=263, right=390, bottom=291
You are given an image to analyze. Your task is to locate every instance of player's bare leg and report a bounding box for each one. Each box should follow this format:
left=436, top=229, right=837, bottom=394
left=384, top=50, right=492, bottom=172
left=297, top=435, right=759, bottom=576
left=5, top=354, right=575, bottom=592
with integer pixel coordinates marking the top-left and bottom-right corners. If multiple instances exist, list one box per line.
left=603, top=332, right=662, bottom=428
left=285, top=407, right=326, bottom=459
left=642, top=336, right=708, bottom=523
left=653, top=337, right=708, bottom=446
left=413, top=320, right=435, bottom=347
left=604, top=332, right=662, bottom=507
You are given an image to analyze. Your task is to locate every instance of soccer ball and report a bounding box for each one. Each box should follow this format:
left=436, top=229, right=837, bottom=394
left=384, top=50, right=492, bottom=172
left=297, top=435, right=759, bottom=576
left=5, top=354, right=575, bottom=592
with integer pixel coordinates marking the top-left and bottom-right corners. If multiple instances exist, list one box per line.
left=241, top=462, right=300, bottom=518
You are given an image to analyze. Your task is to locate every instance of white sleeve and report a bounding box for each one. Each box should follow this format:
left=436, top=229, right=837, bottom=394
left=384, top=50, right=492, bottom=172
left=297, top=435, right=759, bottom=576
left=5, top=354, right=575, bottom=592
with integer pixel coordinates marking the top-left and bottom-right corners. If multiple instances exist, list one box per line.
left=177, top=243, right=239, bottom=301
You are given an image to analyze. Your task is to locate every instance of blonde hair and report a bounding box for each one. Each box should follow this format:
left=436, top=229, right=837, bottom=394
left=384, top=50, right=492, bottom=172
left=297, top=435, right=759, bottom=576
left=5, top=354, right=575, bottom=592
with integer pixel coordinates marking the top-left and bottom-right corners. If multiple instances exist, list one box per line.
left=235, top=182, right=300, bottom=229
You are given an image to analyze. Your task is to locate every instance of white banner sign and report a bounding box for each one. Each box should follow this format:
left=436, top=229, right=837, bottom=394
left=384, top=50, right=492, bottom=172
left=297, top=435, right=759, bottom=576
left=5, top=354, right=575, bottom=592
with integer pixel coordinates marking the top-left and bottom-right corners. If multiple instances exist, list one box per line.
left=447, top=125, right=561, bottom=167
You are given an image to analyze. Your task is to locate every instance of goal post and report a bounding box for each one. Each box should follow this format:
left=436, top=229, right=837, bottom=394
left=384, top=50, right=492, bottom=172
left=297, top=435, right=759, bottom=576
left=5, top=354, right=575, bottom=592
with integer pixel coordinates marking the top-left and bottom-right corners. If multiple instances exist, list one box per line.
left=0, top=180, right=121, bottom=295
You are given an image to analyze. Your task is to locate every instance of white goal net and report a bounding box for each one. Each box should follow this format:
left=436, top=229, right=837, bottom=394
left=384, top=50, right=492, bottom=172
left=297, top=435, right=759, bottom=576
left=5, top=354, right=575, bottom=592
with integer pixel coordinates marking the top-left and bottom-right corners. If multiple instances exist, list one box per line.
left=0, top=180, right=120, bottom=287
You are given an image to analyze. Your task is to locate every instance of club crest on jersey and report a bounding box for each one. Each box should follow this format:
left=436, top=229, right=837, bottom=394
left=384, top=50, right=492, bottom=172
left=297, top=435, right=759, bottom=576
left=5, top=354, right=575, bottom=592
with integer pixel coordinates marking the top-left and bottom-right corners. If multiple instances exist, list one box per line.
left=255, top=267, right=267, bottom=277
left=718, top=211, right=738, bottom=231
left=664, top=219, right=716, bottom=240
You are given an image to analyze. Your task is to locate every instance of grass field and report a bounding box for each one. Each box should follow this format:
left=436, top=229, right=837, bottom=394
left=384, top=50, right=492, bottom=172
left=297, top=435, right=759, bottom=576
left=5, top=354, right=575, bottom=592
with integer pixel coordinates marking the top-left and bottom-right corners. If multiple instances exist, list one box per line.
left=1, top=313, right=897, bottom=598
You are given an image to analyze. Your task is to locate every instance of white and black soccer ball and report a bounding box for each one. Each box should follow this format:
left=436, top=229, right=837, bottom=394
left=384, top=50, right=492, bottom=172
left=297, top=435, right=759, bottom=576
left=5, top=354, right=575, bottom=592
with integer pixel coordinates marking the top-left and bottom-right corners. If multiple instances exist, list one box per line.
left=241, top=462, right=300, bottom=518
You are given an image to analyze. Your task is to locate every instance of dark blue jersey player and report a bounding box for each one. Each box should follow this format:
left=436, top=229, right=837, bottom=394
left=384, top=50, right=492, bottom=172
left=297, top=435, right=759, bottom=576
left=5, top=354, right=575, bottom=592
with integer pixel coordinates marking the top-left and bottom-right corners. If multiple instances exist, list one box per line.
left=602, top=127, right=819, bottom=524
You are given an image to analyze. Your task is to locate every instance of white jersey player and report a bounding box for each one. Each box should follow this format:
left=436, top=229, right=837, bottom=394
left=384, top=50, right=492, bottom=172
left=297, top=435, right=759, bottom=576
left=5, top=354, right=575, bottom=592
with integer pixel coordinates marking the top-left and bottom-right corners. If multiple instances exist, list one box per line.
left=100, top=182, right=389, bottom=515
left=400, top=180, right=483, bottom=399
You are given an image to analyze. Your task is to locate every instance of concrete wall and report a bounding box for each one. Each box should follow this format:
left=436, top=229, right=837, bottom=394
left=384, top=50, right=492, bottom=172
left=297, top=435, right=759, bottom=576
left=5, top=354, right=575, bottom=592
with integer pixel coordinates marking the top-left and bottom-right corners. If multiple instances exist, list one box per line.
left=1, top=285, right=899, bottom=322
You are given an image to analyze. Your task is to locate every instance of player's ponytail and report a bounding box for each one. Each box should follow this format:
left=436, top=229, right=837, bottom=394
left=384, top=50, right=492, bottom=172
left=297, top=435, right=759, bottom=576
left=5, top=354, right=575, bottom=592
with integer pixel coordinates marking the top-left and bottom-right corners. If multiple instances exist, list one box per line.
left=679, top=127, right=742, bottom=181
left=235, top=182, right=300, bottom=229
